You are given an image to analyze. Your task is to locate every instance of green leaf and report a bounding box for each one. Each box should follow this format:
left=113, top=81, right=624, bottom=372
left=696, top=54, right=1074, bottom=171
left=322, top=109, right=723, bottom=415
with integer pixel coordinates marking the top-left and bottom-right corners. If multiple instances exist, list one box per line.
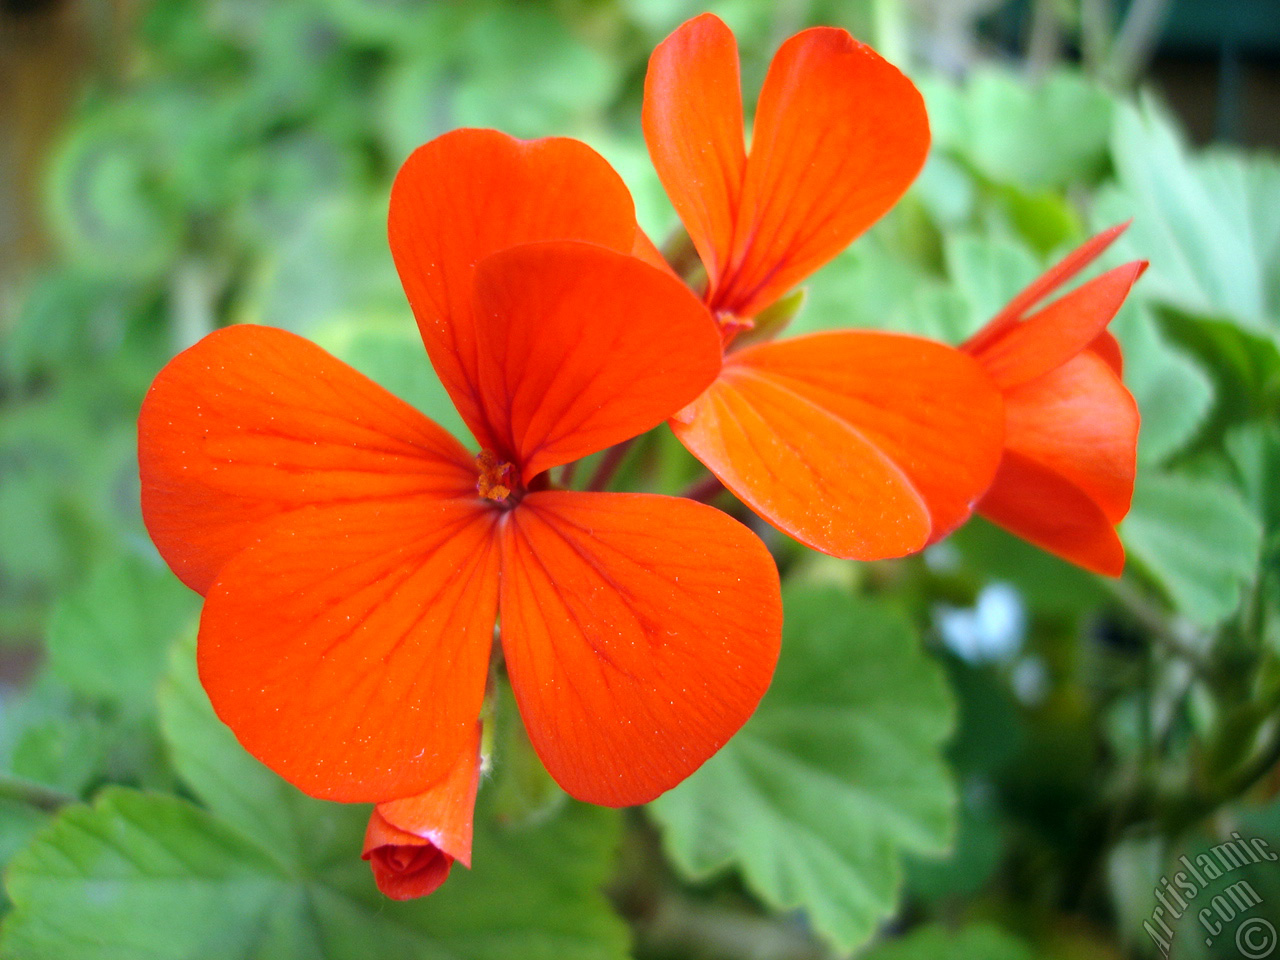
left=2, top=637, right=628, bottom=958
left=0, top=800, right=48, bottom=900
left=1, top=784, right=627, bottom=960
left=1111, top=301, right=1214, bottom=465
left=943, top=233, right=1041, bottom=339
left=8, top=717, right=105, bottom=798
left=46, top=555, right=197, bottom=717
left=927, top=68, right=1113, bottom=191
left=1123, top=472, right=1263, bottom=627
left=1, top=632, right=631, bottom=960
left=1, top=789, right=297, bottom=960
left=2, top=270, right=141, bottom=381
left=156, top=632, right=361, bottom=869
left=905, top=792, right=1003, bottom=902
left=1097, top=98, right=1280, bottom=335
left=321, top=0, right=462, bottom=48
left=377, top=54, right=454, bottom=162
left=794, top=234, right=939, bottom=338
left=237, top=193, right=403, bottom=335
left=912, top=153, right=977, bottom=229
left=450, top=5, right=619, bottom=140
left=1226, top=423, right=1280, bottom=536
left=1157, top=307, right=1280, bottom=430
left=861, top=923, right=1035, bottom=960
left=236, top=133, right=359, bottom=250
left=44, top=104, right=184, bottom=280
left=648, top=586, right=956, bottom=953
left=487, top=682, right=566, bottom=828
left=994, top=184, right=1081, bottom=255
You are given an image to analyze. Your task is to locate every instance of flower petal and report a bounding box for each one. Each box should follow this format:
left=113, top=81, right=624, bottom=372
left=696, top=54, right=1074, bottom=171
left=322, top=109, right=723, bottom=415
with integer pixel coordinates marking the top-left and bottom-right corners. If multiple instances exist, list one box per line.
left=716, top=27, right=928, bottom=318
left=978, top=451, right=1126, bottom=577
left=362, top=811, right=454, bottom=901
left=1090, top=330, right=1124, bottom=375
left=967, top=261, right=1146, bottom=390
left=375, top=722, right=483, bottom=868
left=389, top=129, right=638, bottom=447
left=470, top=241, right=722, bottom=481
left=643, top=13, right=746, bottom=289
left=138, top=325, right=475, bottom=595
left=1003, top=352, right=1139, bottom=524
left=198, top=499, right=500, bottom=802
left=631, top=226, right=680, bottom=279
left=674, top=332, right=1005, bottom=557
left=964, top=222, right=1130, bottom=354
left=498, top=491, right=781, bottom=807
left=363, top=722, right=483, bottom=899
left=672, top=367, right=930, bottom=559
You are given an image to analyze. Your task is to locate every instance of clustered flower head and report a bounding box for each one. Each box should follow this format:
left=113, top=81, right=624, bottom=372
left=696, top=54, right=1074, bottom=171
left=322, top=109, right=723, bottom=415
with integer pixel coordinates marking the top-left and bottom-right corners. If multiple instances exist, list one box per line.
left=137, top=11, right=1145, bottom=900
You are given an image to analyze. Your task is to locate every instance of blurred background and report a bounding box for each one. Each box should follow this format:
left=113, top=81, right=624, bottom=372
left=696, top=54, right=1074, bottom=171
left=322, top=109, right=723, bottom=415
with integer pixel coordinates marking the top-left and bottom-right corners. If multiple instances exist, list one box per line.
left=2, top=1, right=1280, bottom=958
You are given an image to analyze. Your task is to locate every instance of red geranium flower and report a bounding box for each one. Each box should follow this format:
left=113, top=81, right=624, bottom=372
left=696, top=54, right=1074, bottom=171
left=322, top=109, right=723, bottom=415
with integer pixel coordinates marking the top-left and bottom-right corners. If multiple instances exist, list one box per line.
left=643, top=14, right=1006, bottom=561
left=139, top=130, right=782, bottom=820
left=963, top=224, right=1146, bottom=575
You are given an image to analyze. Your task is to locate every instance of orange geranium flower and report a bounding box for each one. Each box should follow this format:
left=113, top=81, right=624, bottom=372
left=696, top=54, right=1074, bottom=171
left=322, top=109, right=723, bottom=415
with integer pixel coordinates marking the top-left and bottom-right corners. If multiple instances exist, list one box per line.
left=963, top=224, right=1146, bottom=576
left=139, top=130, right=782, bottom=823
left=643, top=14, right=1006, bottom=560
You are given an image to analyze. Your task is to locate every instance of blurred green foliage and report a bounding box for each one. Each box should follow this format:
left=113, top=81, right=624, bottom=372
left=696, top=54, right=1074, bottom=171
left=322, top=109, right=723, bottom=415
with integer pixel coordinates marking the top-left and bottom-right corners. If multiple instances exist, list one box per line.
left=2, top=0, right=1280, bottom=958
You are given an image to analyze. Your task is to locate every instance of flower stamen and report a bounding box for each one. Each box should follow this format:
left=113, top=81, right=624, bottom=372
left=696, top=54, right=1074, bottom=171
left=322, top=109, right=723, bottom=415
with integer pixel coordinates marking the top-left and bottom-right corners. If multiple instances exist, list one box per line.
left=476, top=450, right=517, bottom=503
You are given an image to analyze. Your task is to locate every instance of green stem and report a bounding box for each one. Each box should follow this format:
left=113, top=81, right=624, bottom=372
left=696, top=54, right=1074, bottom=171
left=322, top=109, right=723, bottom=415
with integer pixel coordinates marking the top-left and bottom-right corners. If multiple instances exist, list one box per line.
left=1080, top=0, right=1114, bottom=74
left=1105, top=0, right=1173, bottom=87
left=586, top=438, right=637, bottom=492
left=681, top=473, right=725, bottom=504
left=1025, top=0, right=1062, bottom=78
left=1105, top=579, right=1215, bottom=680
left=0, top=775, right=75, bottom=813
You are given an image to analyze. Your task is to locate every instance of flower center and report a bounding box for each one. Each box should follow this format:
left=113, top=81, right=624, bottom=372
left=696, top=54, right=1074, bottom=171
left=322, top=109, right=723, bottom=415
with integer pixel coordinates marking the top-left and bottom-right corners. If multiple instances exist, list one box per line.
left=715, top=310, right=755, bottom=348
left=476, top=450, right=518, bottom=503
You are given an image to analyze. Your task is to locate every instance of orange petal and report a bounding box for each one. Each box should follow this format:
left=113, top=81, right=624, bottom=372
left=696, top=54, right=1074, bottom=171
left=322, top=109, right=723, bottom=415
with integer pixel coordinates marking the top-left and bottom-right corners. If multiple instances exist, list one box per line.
left=389, top=129, right=638, bottom=447
left=362, top=810, right=454, bottom=901
left=965, top=222, right=1130, bottom=354
left=673, top=332, right=1005, bottom=557
left=198, top=499, right=501, bottom=802
left=498, top=491, right=781, bottom=807
left=631, top=226, right=680, bottom=279
left=978, top=451, right=1126, bottom=577
left=362, top=723, right=483, bottom=899
left=1089, top=330, right=1124, bottom=376
left=138, top=325, right=475, bottom=595
left=968, top=261, right=1146, bottom=390
left=375, top=722, right=483, bottom=868
left=643, top=13, right=746, bottom=290
left=470, top=241, right=722, bottom=481
left=673, top=367, right=929, bottom=558
left=715, top=27, right=929, bottom=318
left=1003, top=352, right=1139, bottom=525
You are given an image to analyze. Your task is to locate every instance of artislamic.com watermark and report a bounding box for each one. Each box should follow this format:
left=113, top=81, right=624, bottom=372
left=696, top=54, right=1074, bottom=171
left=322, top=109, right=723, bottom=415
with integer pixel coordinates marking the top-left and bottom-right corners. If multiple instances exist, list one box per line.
left=1144, top=832, right=1277, bottom=957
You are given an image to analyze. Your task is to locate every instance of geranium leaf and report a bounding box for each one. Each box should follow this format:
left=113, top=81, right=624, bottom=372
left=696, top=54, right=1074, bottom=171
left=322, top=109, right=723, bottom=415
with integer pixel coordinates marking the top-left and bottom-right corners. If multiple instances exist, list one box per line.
left=1123, top=472, right=1263, bottom=628
left=0, top=637, right=628, bottom=960
left=648, top=586, right=956, bottom=953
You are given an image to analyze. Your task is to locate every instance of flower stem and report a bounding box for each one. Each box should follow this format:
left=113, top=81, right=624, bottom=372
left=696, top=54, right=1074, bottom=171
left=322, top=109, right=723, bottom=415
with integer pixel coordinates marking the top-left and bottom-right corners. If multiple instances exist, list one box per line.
left=0, top=775, right=75, bottom=813
left=586, top=439, right=637, bottom=492
left=681, top=473, right=725, bottom=504
left=558, top=459, right=579, bottom=489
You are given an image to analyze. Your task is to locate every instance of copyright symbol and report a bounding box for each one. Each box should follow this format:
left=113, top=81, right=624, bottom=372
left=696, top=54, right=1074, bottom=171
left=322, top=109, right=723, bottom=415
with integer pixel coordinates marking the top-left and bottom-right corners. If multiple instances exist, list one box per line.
left=1238, top=918, right=1277, bottom=959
